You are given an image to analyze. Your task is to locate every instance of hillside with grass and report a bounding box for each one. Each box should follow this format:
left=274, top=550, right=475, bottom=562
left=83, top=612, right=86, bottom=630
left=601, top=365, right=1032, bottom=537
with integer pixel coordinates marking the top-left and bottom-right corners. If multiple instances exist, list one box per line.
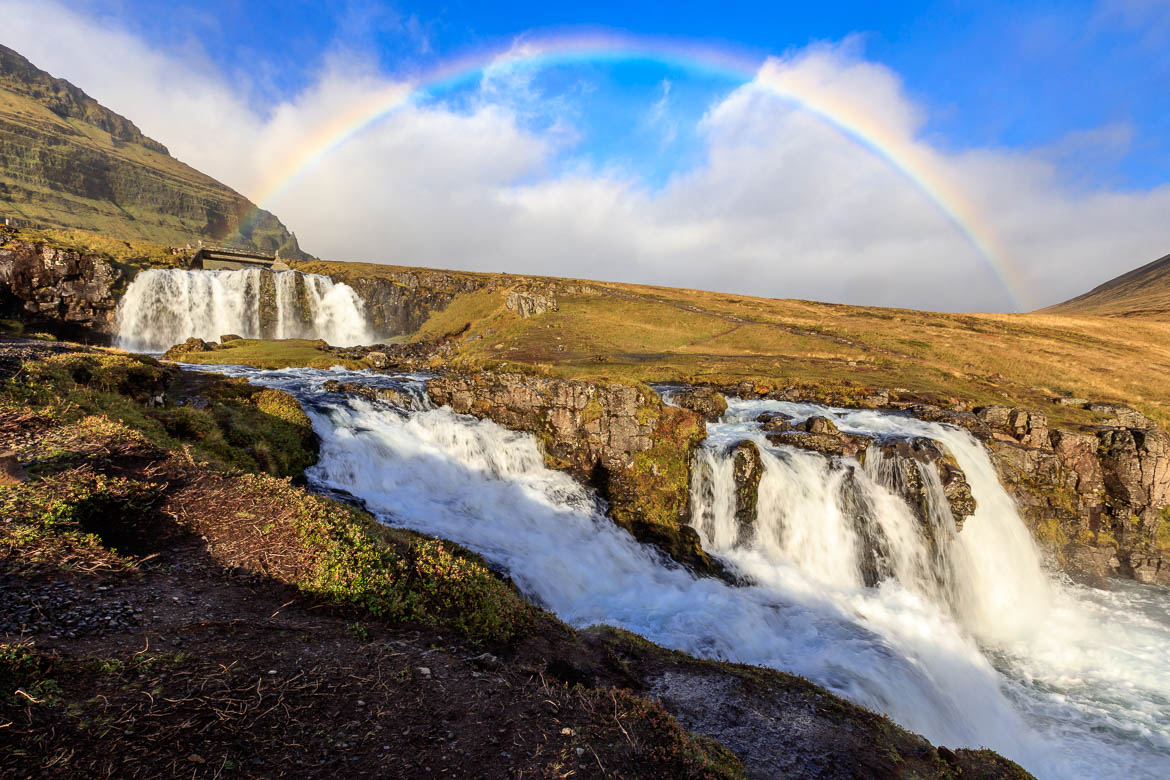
left=276, top=258, right=1170, bottom=430
left=1043, top=251, right=1170, bottom=319
left=0, top=44, right=308, bottom=258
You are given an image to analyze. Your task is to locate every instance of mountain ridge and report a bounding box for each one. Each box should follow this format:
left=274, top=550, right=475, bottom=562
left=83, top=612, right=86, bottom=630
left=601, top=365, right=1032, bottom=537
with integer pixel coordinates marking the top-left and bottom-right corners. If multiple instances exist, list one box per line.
left=0, top=43, right=309, bottom=258
left=1042, top=251, right=1170, bottom=318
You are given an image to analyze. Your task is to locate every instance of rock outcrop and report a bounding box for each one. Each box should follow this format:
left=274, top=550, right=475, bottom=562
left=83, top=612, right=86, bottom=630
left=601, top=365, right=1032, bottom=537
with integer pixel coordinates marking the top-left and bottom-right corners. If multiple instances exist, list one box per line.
left=766, top=416, right=871, bottom=459
left=428, top=372, right=715, bottom=575
left=0, top=238, right=123, bottom=339
left=163, top=336, right=216, bottom=359
left=860, top=438, right=977, bottom=532
left=673, top=387, right=728, bottom=422
left=505, top=290, right=557, bottom=318
left=729, top=440, right=763, bottom=545
left=317, top=268, right=487, bottom=338
left=970, top=405, right=1169, bottom=583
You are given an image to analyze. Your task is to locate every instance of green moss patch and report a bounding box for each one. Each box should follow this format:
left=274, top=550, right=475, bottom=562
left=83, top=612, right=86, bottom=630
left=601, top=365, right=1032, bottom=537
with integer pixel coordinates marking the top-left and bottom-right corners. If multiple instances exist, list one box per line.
left=173, top=338, right=362, bottom=370
left=2, top=351, right=316, bottom=477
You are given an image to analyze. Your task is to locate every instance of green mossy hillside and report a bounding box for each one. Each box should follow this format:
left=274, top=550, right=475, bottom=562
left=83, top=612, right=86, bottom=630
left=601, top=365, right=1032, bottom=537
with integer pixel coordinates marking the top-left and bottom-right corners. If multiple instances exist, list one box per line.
left=3, top=351, right=316, bottom=477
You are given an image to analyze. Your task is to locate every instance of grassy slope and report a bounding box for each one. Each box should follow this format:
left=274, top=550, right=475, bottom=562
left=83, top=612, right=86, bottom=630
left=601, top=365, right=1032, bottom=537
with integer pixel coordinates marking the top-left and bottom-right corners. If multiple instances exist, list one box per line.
left=1043, top=252, right=1170, bottom=319
left=383, top=270, right=1170, bottom=429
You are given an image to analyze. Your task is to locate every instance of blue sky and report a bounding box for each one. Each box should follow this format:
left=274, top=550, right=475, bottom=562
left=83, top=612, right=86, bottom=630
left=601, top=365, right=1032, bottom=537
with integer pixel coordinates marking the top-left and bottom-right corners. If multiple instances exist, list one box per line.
left=5, top=0, right=1170, bottom=310
left=65, top=0, right=1170, bottom=189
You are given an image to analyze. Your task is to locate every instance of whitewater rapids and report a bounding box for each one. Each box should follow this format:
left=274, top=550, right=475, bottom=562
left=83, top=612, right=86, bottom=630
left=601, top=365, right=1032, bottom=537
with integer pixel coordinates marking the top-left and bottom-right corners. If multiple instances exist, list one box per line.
left=187, top=364, right=1170, bottom=779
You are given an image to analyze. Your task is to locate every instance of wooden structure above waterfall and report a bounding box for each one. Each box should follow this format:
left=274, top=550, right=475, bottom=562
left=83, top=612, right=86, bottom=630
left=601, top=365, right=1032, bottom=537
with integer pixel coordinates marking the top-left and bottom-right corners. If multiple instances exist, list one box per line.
left=193, top=245, right=291, bottom=271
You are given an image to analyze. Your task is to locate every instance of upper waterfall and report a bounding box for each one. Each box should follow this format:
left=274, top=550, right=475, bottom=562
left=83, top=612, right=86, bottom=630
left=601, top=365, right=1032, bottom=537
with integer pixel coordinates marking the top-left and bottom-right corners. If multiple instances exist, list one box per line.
left=115, top=267, right=375, bottom=352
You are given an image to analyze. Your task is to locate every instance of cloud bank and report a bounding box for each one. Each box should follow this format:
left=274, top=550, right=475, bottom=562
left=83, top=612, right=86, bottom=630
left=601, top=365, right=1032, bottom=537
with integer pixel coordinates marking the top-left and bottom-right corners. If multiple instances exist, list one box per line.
left=3, top=1, right=1169, bottom=311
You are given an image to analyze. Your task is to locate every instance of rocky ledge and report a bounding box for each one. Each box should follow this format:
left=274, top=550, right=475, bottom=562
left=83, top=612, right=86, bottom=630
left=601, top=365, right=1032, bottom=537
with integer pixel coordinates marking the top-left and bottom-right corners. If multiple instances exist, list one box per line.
left=0, top=236, right=125, bottom=339
left=427, top=372, right=718, bottom=575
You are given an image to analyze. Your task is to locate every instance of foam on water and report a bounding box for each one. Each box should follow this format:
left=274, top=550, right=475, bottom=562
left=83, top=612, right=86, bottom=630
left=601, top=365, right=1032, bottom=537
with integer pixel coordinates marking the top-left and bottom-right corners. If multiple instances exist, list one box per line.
left=116, top=268, right=373, bottom=351
left=187, top=364, right=1170, bottom=778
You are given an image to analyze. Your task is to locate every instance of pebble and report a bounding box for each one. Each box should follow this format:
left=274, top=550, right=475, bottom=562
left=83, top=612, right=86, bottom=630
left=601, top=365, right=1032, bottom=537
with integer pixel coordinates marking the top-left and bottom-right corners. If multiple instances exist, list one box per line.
left=0, top=579, right=142, bottom=638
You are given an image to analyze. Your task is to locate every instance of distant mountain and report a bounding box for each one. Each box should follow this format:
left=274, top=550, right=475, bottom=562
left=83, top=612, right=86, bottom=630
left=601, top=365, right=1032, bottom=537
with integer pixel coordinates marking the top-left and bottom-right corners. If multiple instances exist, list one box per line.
left=0, top=44, right=309, bottom=258
left=1043, top=252, right=1170, bottom=318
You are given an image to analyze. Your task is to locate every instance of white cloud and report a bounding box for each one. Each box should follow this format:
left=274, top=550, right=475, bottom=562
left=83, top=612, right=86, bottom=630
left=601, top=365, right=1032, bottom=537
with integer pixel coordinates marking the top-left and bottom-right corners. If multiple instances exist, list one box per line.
left=3, top=1, right=1169, bottom=311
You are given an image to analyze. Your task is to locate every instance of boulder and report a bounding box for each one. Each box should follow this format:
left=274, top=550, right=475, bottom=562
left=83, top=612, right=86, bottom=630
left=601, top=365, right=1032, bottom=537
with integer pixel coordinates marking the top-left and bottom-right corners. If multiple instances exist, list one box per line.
left=756, top=412, right=792, bottom=432
left=163, top=337, right=215, bottom=359
left=674, top=387, right=728, bottom=422
left=729, top=441, right=763, bottom=545
left=219, top=334, right=242, bottom=343
left=800, top=415, right=839, bottom=435
left=365, top=351, right=389, bottom=369
left=766, top=429, right=870, bottom=459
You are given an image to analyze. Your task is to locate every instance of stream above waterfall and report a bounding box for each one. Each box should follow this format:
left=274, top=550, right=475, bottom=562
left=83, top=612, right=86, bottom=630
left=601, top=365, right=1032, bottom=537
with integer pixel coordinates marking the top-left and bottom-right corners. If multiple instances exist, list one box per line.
left=184, top=363, right=1170, bottom=779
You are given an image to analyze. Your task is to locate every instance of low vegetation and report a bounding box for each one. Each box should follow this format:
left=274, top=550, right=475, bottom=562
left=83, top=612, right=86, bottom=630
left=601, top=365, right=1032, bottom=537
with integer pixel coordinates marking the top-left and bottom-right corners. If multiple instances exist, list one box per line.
left=2, top=351, right=316, bottom=477
left=172, top=338, right=363, bottom=370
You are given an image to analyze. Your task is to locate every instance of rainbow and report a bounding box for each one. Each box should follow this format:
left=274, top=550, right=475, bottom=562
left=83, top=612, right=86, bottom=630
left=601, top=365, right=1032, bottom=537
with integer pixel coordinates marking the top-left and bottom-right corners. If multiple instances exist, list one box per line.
left=252, top=32, right=1029, bottom=311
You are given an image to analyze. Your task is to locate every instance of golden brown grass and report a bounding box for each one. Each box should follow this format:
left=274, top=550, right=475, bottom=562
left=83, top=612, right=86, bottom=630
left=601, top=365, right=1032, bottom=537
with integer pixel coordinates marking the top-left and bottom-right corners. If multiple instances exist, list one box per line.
left=411, top=279, right=1170, bottom=428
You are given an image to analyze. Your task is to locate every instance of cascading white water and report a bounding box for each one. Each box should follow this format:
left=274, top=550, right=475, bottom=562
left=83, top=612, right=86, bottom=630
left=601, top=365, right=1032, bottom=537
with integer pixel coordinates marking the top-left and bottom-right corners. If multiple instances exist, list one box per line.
left=115, top=268, right=374, bottom=351
left=185, top=364, right=1170, bottom=779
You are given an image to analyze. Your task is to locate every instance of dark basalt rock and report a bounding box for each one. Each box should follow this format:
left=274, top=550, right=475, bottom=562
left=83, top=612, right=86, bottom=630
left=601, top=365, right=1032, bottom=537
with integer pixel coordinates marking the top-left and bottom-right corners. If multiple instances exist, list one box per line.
left=673, top=387, right=728, bottom=422
left=756, top=412, right=792, bottom=432
left=0, top=239, right=124, bottom=340
left=322, top=380, right=412, bottom=407
left=860, top=438, right=977, bottom=532
left=729, top=440, right=763, bottom=545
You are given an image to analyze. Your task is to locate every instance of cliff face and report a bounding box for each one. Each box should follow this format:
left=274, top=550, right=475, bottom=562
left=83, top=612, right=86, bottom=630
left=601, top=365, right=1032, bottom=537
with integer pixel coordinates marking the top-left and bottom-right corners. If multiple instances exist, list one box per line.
left=0, top=44, right=308, bottom=258
left=982, top=408, right=1170, bottom=584
left=0, top=235, right=126, bottom=339
left=343, top=272, right=485, bottom=337
left=427, top=372, right=716, bottom=575
left=289, top=260, right=495, bottom=339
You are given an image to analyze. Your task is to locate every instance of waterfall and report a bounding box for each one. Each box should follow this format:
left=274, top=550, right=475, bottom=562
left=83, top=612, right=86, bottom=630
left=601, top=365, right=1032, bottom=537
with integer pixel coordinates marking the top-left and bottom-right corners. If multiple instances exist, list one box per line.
left=690, top=401, right=1054, bottom=641
left=185, top=364, right=1170, bottom=779
left=115, top=268, right=374, bottom=352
